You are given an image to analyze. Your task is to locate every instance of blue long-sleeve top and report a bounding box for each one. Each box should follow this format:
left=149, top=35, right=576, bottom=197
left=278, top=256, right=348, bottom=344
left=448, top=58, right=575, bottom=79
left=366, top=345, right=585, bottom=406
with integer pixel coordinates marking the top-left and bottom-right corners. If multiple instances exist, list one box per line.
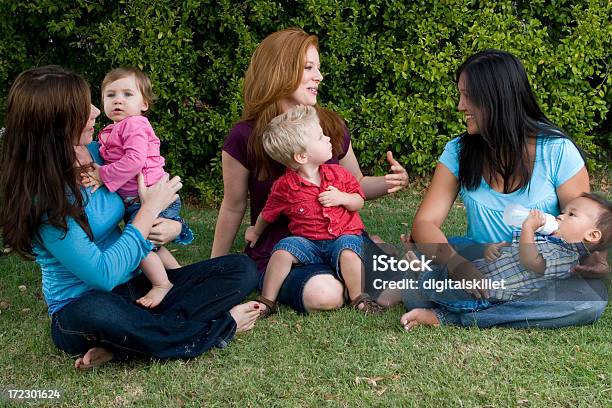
left=33, top=142, right=153, bottom=315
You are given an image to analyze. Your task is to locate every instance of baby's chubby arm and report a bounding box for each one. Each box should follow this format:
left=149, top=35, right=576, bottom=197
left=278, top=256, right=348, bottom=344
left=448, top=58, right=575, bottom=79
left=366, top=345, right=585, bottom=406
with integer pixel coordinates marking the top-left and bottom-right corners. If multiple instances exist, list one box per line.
left=318, top=186, right=364, bottom=211
left=519, top=209, right=546, bottom=274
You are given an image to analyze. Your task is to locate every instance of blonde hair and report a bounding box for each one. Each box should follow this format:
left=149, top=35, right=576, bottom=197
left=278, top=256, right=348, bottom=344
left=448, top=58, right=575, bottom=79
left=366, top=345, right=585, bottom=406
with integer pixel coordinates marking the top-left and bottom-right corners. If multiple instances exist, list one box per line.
left=101, top=67, right=156, bottom=114
left=242, top=27, right=346, bottom=180
left=262, top=105, right=319, bottom=168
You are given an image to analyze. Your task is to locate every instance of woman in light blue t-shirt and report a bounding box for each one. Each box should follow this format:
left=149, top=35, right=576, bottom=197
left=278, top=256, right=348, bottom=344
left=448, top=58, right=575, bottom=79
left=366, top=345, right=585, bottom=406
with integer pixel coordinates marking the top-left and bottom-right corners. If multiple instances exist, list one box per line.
left=401, top=50, right=608, bottom=329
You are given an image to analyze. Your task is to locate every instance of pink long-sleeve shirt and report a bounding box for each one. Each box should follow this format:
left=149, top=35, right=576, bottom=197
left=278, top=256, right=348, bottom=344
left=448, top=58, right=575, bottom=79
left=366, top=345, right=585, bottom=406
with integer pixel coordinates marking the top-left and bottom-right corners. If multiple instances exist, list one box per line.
left=98, top=115, right=166, bottom=197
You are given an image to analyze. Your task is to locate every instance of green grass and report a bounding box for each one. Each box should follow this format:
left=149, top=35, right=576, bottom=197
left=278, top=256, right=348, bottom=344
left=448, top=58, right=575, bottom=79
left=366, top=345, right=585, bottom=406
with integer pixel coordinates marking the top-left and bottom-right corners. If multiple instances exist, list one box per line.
left=1, top=187, right=611, bottom=407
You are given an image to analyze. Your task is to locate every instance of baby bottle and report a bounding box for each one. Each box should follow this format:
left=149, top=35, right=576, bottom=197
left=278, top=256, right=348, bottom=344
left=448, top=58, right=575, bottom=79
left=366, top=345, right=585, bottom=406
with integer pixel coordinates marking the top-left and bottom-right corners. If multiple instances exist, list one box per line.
left=503, top=204, right=559, bottom=235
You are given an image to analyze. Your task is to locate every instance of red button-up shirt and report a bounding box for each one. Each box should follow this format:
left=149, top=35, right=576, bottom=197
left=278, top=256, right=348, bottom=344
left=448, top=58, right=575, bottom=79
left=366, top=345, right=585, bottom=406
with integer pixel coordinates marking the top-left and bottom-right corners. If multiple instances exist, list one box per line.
left=261, top=164, right=365, bottom=240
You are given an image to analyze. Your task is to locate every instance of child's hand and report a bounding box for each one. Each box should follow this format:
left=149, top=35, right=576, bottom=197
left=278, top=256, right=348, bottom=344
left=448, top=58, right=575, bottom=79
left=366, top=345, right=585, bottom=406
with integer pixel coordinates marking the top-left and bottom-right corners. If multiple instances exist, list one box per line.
left=245, top=226, right=260, bottom=248
left=318, top=186, right=345, bottom=207
left=522, top=209, right=545, bottom=231
left=80, top=163, right=103, bottom=193
left=484, top=242, right=508, bottom=262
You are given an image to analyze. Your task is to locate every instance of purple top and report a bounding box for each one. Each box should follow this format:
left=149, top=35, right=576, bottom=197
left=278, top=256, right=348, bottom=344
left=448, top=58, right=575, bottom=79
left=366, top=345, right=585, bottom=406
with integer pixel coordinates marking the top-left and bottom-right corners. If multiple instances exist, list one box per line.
left=223, top=120, right=351, bottom=272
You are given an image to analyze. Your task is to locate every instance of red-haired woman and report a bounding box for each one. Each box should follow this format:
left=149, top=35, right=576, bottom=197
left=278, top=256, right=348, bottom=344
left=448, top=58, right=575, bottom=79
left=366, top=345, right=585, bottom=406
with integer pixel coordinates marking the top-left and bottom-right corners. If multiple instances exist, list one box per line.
left=211, top=28, right=409, bottom=314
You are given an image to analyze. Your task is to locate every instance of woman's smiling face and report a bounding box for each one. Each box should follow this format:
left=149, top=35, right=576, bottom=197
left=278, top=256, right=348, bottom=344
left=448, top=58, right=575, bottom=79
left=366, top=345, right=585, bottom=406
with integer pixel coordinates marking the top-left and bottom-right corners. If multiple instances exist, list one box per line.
left=280, top=45, right=323, bottom=112
left=457, top=72, right=483, bottom=135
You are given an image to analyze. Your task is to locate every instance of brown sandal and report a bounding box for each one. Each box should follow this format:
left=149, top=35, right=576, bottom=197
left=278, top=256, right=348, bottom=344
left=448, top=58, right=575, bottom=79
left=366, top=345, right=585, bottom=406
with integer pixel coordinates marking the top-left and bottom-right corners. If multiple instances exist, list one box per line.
left=255, top=295, right=277, bottom=318
left=350, top=293, right=386, bottom=315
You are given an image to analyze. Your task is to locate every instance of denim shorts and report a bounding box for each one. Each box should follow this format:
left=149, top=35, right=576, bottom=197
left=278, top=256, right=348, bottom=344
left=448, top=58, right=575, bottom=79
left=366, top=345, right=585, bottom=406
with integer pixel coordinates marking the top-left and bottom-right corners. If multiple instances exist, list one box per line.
left=272, top=234, right=364, bottom=280
left=124, top=196, right=182, bottom=224
left=123, top=197, right=193, bottom=247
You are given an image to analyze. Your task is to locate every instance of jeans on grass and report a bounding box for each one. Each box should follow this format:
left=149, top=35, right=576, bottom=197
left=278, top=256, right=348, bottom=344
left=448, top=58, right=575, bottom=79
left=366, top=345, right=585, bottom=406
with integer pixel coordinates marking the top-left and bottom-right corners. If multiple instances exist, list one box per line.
left=50, top=254, right=258, bottom=360
left=403, top=236, right=608, bottom=329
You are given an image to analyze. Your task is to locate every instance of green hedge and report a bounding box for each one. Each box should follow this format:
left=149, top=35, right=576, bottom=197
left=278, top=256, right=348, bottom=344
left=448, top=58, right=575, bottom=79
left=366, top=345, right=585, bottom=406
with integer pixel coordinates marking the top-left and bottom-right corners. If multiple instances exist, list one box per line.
left=1, top=0, right=610, bottom=204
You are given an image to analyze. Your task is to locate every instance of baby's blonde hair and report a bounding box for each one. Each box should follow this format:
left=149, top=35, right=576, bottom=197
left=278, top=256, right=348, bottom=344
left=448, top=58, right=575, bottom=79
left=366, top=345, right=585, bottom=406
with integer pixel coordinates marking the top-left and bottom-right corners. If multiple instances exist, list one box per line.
left=262, top=105, right=319, bottom=168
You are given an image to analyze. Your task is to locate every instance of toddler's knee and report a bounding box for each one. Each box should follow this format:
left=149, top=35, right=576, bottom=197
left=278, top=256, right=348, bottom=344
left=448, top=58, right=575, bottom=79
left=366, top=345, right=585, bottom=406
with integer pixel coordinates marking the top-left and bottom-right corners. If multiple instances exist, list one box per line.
left=339, top=249, right=360, bottom=263
left=272, top=249, right=297, bottom=262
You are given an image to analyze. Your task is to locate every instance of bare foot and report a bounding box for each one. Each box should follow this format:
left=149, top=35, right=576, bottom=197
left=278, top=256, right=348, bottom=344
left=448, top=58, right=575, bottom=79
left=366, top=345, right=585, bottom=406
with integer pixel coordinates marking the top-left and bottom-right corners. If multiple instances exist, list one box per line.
left=136, top=283, right=173, bottom=308
left=229, top=301, right=263, bottom=333
left=74, top=347, right=113, bottom=369
left=400, top=235, right=420, bottom=262
left=400, top=308, right=440, bottom=331
left=376, top=288, right=403, bottom=307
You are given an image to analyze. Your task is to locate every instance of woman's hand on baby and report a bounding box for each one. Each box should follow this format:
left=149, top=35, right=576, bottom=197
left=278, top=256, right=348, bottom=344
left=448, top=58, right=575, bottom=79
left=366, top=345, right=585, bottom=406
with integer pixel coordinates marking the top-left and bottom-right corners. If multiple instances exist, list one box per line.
left=484, top=242, right=508, bottom=262
left=80, top=163, right=103, bottom=193
left=318, top=186, right=345, bottom=207
left=244, top=226, right=260, bottom=247
left=148, top=218, right=182, bottom=246
left=384, top=151, right=408, bottom=193
left=138, top=173, right=181, bottom=216
left=447, top=255, right=489, bottom=299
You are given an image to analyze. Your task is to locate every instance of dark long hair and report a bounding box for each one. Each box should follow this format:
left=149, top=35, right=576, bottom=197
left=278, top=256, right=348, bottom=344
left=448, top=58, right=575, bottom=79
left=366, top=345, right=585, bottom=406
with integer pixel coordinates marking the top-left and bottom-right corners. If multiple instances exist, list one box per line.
left=456, top=49, right=574, bottom=193
left=0, top=66, right=92, bottom=257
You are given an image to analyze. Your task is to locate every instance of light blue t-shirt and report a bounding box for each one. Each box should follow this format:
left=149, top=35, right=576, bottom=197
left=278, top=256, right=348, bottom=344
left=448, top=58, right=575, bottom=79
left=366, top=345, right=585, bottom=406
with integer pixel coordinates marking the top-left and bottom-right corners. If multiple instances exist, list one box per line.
left=439, top=134, right=584, bottom=244
left=33, top=142, right=153, bottom=315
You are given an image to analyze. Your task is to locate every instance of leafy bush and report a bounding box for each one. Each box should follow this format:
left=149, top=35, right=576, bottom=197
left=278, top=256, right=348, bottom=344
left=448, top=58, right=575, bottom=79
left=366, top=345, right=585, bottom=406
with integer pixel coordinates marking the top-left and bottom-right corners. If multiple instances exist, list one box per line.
left=1, top=0, right=610, bottom=204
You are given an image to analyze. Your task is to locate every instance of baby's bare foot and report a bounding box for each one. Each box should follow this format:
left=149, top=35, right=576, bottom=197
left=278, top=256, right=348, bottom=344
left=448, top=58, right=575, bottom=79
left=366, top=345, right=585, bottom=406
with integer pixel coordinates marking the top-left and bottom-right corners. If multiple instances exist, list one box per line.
left=74, top=347, right=113, bottom=369
left=136, top=283, right=173, bottom=308
left=230, top=301, right=263, bottom=333
left=400, top=308, right=440, bottom=331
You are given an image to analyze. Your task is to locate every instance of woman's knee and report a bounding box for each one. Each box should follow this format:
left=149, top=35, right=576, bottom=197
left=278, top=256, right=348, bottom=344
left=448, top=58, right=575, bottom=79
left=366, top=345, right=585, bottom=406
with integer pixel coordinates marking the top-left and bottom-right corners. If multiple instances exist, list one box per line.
left=568, top=301, right=608, bottom=326
left=216, top=254, right=259, bottom=291
left=302, top=275, right=345, bottom=312
left=235, top=255, right=259, bottom=291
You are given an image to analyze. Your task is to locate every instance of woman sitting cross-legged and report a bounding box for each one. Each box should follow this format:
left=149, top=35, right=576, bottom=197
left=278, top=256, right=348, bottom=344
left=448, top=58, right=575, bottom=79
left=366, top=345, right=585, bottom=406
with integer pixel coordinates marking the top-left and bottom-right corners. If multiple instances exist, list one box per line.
left=401, top=50, right=608, bottom=330
left=0, top=66, right=264, bottom=368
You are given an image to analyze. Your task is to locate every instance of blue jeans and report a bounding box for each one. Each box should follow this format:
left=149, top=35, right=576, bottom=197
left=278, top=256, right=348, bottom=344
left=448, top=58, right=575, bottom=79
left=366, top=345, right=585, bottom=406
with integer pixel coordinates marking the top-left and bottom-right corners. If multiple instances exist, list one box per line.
left=51, top=255, right=258, bottom=360
left=273, top=235, right=364, bottom=279
left=418, top=263, right=494, bottom=312
left=404, top=236, right=608, bottom=328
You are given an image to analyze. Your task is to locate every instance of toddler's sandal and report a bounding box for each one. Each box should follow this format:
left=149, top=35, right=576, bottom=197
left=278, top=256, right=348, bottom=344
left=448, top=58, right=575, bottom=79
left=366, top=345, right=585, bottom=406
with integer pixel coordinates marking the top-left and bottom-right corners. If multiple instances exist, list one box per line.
left=350, top=293, right=386, bottom=315
left=255, top=295, right=278, bottom=318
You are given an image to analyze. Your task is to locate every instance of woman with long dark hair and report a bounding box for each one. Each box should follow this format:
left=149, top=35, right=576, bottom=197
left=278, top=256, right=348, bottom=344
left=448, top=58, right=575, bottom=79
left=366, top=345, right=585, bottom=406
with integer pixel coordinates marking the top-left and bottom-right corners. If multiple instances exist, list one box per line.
left=401, top=50, right=608, bottom=329
left=0, top=66, right=262, bottom=368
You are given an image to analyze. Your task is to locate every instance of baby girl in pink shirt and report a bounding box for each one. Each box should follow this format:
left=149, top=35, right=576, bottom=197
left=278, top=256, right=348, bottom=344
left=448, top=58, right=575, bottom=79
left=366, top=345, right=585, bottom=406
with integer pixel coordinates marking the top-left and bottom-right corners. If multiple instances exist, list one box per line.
left=85, top=68, right=183, bottom=308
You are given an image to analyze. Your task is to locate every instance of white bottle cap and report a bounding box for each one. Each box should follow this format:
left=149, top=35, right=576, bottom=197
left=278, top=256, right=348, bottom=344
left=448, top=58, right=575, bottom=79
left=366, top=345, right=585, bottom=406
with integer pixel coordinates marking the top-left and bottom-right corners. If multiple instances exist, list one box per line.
left=537, top=214, right=559, bottom=235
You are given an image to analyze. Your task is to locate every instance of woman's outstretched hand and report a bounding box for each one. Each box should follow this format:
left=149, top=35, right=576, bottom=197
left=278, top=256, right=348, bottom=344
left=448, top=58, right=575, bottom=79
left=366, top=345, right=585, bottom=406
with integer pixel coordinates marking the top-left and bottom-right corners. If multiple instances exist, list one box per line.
left=384, top=151, right=408, bottom=193
left=137, top=173, right=181, bottom=217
